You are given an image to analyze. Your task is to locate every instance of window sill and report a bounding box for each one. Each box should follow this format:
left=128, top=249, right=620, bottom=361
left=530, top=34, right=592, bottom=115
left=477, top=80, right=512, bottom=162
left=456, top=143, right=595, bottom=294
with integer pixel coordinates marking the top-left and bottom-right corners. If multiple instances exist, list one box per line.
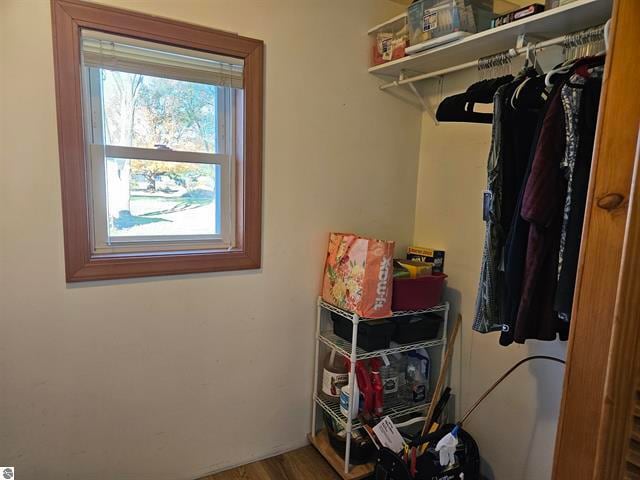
left=66, top=247, right=261, bottom=282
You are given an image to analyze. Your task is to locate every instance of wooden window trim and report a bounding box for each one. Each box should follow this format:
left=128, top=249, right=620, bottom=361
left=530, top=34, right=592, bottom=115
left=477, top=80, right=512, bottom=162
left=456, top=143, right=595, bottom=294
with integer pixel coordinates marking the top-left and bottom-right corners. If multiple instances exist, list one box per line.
left=50, top=0, right=263, bottom=281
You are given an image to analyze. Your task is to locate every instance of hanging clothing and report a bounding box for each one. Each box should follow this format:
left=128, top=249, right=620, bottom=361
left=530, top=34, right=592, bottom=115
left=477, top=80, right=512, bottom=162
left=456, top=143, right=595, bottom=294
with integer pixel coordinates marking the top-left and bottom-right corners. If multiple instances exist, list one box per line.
left=499, top=73, right=547, bottom=243
left=499, top=79, right=564, bottom=345
left=473, top=74, right=546, bottom=334
left=500, top=58, right=604, bottom=345
left=556, top=73, right=587, bottom=293
left=472, top=84, right=510, bottom=334
left=554, top=74, right=603, bottom=320
left=511, top=83, right=568, bottom=343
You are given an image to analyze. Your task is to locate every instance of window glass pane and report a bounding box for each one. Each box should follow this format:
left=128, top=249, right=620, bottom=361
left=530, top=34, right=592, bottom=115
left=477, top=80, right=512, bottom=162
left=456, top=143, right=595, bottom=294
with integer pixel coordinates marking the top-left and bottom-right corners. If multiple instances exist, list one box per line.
left=105, top=157, right=219, bottom=238
left=101, top=70, right=219, bottom=153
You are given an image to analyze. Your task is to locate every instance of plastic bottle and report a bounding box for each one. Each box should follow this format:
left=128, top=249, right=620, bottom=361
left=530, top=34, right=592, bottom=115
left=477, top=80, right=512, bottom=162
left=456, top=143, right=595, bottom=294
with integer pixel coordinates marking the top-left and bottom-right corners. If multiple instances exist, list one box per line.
left=379, top=353, right=407, bottom=401
left=369, top=358, right=384, bottom=416
left=355, top=361, right=374, bottom=416
left=404, top=350, right=430, bottom=403
left=321, top=350, right=348, bottom=400
left=340, top=370, right=360, bottom=420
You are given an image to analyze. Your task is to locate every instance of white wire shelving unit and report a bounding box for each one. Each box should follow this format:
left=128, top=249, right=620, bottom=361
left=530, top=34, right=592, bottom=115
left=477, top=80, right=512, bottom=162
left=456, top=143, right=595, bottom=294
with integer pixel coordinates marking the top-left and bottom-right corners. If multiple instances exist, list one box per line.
left=314, top=393, right=431, bottom=432
left=309, top=297, right=450, bottom=479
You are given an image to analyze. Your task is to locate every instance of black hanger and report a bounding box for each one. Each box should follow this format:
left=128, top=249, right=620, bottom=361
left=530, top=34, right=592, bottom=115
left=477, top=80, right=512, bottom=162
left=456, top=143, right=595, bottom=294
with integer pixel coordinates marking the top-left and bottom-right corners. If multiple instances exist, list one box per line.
left=436, top=74, right=514, bottom=124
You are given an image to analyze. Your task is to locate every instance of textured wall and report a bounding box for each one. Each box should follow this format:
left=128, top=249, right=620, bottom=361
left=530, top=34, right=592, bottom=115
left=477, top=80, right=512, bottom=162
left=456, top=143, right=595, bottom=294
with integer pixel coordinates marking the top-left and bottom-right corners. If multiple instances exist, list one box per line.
left=0, top=1, right=419, bottom=478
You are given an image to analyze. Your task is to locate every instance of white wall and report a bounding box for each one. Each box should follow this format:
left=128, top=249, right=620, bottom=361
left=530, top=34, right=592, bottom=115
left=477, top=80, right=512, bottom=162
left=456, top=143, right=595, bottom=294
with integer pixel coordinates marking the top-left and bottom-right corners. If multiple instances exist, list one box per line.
left=0, top=1, right=419, bottom=479
left=413, top=58, right=567, bottom=479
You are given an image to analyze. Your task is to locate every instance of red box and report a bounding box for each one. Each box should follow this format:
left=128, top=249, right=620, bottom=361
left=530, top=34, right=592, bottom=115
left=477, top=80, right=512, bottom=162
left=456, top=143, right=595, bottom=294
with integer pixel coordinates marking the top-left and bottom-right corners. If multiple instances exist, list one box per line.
left=391, top=274, right=447, bottom=311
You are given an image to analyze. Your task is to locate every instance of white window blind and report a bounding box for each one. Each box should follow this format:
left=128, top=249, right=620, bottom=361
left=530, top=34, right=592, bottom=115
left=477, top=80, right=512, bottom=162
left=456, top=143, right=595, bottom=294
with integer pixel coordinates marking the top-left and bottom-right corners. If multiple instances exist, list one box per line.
left=81, top=30, right=244, bottom=89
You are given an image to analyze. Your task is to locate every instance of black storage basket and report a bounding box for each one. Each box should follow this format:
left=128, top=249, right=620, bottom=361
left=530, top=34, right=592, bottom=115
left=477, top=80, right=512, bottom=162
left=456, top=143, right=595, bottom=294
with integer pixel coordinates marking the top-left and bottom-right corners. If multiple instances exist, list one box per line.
left=331, top=312, right=396, bottom=351
left=374, top=424, right=480, bottom=480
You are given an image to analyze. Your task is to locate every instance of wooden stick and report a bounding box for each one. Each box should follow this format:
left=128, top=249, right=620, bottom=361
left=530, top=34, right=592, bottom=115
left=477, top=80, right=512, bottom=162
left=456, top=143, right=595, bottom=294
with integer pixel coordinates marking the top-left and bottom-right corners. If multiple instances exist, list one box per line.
left=420, top=313, right=462, bottom=436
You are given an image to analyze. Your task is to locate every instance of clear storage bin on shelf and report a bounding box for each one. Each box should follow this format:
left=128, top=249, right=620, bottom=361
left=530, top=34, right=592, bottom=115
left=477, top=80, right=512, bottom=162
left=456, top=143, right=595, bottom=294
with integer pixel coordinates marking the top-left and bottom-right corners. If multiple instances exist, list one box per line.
left=368, top=13, right=409, bottom=67
left=407, top=0, right=493, bottom=53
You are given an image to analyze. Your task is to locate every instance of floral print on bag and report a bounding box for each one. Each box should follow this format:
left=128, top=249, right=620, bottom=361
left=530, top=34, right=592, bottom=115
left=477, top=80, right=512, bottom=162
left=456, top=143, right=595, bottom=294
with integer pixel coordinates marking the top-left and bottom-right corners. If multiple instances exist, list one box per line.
left=322, top=233, right=395, bottom=319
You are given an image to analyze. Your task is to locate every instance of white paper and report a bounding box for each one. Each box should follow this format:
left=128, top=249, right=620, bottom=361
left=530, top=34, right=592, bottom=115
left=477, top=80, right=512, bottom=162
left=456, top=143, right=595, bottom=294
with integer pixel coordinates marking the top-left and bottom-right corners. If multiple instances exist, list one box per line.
left=372, top=416, right=404, bottom=453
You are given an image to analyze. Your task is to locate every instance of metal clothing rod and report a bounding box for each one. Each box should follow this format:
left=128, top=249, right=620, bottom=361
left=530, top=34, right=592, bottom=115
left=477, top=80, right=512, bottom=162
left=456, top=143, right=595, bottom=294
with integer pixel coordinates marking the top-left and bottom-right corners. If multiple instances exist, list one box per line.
left=379, top=33, right=581, bottom=91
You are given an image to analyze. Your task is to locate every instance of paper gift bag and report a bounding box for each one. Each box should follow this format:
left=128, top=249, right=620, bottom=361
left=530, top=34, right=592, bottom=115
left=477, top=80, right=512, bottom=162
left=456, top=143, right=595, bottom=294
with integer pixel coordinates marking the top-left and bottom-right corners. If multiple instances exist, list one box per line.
left=322, top=232, right=395, bottom=319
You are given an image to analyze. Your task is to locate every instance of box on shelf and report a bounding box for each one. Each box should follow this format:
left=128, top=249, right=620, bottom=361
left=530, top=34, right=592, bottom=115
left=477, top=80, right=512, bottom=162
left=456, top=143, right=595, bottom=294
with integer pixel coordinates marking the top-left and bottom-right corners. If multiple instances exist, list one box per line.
left=370, top=14, right=409, bottom=66
left=491, top=3, right=544, bottom=28
left=321, top=232, right=395, bottom=319
left=392, top=274, right=447, bottom=311
left=546, top=0, right=580, bottom=8
left=407, top=246, right=446, bottom=274
left=332, top=313, right=396, bottom=351
left=407, top=0, right=493, bottom=48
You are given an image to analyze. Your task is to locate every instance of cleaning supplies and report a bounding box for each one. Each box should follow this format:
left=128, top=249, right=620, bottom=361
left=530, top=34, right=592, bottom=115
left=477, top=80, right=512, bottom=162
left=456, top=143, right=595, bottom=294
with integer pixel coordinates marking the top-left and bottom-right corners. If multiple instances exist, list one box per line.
left=369, top=358, right=384, bottom=416
left=404, top=349, right=430, bottom=403
left=321, top=349, right=348, bottom=399
left=340, top=372, right=360, bottom=420
left=379, top=352, right=407, bottom=401
left=355, top=360, right=374, bottom=416
left=435, top=425, right=460, bottom=467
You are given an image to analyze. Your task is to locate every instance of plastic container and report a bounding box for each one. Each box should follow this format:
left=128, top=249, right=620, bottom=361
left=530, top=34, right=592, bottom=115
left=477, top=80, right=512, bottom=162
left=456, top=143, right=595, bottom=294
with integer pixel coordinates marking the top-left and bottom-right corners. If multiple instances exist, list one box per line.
left=407, top=0, right=493, bottom=47
left=392, top=273, right=447, bottom=311
left=379, top=354, right=407, bottom=400
left=332, top=313, right=396, bottom=351
left=339, top=373, right=360, bottom=420
left=393, top=314, right=442, bottom=344
left=402, top=350, right=431, bottom=403
left=320, top=350, right=349, bottom=400
left=369, top=14, right=409, bottom=66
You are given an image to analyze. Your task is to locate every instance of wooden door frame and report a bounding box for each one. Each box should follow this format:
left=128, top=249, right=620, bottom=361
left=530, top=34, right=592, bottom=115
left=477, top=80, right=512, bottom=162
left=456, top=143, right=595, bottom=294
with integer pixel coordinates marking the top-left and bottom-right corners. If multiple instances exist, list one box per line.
left=592, top=123, right=640, bottom=479
left=552, top=0, right=640, bottom=477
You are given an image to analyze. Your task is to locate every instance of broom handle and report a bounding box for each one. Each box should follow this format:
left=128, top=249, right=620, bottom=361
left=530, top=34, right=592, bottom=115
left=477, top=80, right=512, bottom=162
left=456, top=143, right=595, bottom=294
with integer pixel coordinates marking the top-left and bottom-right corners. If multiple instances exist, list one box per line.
left=420, top=313, right=461, bottom=436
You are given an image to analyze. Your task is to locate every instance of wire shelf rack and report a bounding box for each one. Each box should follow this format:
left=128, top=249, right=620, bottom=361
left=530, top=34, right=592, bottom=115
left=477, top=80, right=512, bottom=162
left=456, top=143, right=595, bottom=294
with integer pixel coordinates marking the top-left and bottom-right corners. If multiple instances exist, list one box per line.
left=314, top=394, right=431, bottom=431
left=311, top=296, right=450, bottom=475
left=319, top=298, right=449, bottom=322
left=318, top=331, right=445, bottom=361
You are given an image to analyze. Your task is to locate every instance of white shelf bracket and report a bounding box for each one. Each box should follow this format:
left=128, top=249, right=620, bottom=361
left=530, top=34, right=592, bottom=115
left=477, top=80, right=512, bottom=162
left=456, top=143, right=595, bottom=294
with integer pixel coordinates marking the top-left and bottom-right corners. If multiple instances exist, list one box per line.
left=399, top=71, right=440, bottom=124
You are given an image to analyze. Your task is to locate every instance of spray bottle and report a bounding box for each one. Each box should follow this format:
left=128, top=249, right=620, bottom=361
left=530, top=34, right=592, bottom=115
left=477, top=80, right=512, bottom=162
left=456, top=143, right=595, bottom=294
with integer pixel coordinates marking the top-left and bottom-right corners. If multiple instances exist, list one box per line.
left=405, top=349, right=430, bottom=403
left=369, top=357, right=384, bottom=416
left=355, top=360, right=374, bottom=416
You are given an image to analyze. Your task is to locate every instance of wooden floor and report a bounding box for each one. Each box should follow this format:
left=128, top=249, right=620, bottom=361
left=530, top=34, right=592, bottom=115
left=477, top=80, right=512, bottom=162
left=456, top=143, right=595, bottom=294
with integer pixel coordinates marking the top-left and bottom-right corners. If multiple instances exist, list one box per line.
left=198, top=446, right=343, bottom=480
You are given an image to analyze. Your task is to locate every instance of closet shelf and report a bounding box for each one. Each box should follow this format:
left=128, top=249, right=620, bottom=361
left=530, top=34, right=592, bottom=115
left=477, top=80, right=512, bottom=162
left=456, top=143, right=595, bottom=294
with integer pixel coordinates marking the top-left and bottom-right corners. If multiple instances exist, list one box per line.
left=319, top=298, right=448, bottom=321
left=368, top=0, right=611, bottom=78
left=314, top=394, right=431, bottom=431
left=318, top=331, right=445, bottom=361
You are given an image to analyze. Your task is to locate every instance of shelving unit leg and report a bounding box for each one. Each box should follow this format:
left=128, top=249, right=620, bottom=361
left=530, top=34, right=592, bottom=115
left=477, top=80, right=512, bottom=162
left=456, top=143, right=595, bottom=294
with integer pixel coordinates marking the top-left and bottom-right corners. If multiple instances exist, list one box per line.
left=441, top=302, right=450, bottom=417
left=311, top=298, right=322, bottom=439
left=344, top=312, right=359, bottom=474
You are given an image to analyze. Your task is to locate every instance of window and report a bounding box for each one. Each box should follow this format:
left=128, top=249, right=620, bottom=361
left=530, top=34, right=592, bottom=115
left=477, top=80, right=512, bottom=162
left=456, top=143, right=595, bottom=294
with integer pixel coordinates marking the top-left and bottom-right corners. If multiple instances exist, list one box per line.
left=51, top=0, right=263, bottom=281
left=82, top=31, right=239, bottom=252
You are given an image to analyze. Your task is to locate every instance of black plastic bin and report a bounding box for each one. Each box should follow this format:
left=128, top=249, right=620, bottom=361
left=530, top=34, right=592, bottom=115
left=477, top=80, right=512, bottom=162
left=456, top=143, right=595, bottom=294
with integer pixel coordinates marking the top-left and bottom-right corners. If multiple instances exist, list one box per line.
left=393, top=314, right=442, bottom=344
left=331, top=313, right=396, bottom=351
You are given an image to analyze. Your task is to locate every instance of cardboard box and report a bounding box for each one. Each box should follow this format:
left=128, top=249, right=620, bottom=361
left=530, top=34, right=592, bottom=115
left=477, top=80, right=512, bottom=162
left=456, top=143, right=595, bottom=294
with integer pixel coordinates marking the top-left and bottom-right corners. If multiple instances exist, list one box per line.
left=407, top=246, right=445, bottom=274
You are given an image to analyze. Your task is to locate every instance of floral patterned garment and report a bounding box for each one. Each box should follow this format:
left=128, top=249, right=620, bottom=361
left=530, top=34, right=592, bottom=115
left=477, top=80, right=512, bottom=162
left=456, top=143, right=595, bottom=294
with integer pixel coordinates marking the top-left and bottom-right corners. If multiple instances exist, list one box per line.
left=557, top=68, right=603, bottom=322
